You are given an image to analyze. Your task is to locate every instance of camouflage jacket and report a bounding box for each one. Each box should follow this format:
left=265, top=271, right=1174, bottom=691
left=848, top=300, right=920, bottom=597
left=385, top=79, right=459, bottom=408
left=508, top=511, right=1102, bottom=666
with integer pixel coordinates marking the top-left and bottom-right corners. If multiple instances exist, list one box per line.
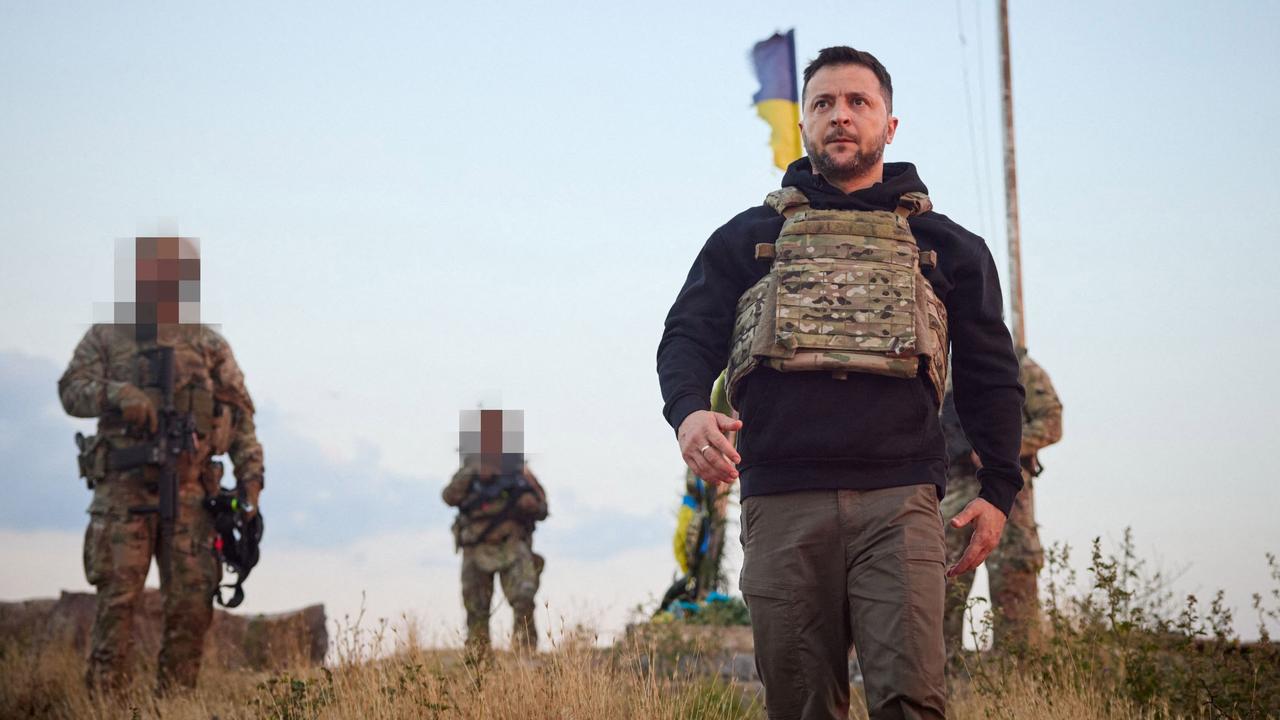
left=1018, top=354, right=1063, bottom=462
left=943, top=352, right=1062, bottom=472
left=443, top=461, right=548, bottom=548
left=58, top=323, right=264, bottom=493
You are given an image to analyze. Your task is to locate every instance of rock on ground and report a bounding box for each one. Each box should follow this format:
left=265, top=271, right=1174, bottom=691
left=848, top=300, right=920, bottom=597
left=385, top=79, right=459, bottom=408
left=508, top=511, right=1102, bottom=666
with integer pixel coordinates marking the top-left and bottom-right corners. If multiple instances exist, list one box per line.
left=0, top=590, right=327, bottom=669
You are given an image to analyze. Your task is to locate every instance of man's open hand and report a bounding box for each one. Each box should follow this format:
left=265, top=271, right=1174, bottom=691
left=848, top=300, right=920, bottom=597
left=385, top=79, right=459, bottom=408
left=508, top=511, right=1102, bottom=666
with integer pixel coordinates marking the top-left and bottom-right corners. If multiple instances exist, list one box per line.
left=677, top=410, right=742, bottom=485
left=946, top=497, right=1006, bottom=578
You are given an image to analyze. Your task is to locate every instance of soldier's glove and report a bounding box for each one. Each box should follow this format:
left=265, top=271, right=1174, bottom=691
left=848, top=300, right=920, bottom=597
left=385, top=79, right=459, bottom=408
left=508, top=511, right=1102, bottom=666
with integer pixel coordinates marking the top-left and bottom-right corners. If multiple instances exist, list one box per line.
left=116, top=383, right=158, bottom=433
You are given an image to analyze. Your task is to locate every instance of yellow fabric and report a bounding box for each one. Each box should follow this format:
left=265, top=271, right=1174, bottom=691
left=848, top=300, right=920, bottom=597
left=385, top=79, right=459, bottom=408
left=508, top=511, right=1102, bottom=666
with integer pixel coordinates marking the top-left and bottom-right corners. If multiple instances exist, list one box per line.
left=710, top=370, right=731, bottom=416
left=673, top=503, right=695, bottom=573
left=755, top=99, right=802, bottom=171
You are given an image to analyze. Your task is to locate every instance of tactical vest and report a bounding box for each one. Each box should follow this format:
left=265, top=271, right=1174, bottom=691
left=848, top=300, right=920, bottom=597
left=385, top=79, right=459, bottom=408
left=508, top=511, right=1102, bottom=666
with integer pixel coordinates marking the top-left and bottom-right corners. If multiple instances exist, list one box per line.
left=451, top=470, right=543, bottom=548
left=90, top=333, right=232, bottom=465
left=135, top=350, right=232, bottom=454
left=725, top=187, right=949, bottom=409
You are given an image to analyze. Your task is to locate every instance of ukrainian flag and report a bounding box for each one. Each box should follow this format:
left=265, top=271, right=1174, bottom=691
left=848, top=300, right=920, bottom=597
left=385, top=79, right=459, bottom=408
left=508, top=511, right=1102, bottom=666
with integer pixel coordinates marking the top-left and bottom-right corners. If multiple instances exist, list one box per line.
left=752, top=30, right=802, bottom=170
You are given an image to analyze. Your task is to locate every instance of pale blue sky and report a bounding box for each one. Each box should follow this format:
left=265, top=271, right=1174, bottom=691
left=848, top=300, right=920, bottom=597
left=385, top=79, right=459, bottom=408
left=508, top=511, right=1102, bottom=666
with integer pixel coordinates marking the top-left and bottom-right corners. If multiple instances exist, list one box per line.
left=2, top=1, right=1278, bottom=641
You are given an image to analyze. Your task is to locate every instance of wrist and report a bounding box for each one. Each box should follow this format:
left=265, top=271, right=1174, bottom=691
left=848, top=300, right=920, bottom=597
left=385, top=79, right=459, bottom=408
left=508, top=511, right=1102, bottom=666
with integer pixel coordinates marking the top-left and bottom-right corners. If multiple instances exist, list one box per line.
left=238, top=476, right=263, bottom=502
left=669, top=395, right=711, bottom=435
left=104, top=381, right=134, bottom=410
left=976, top=470, right=1021, bottom=517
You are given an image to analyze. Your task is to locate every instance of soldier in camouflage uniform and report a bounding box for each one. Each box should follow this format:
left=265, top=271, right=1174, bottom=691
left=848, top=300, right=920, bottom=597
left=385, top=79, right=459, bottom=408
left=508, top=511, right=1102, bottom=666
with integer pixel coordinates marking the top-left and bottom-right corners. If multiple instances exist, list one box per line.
left=443, top=409, right=547, bottom=655
left=59, top=237, right=264, bottom=692
left=942, top=350, right=1061, bottom=653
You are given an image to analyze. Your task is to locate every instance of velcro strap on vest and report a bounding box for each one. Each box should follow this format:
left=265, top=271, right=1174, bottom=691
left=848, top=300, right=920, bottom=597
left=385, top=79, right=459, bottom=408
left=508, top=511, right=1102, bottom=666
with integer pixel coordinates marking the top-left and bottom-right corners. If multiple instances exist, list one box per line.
left=920, top=250, right=938, bottom=269
left=895, top=192, right=933, bottom=218
left=754, top=243, right=776, bottom=261
left=764, top=187, right=810, bottom=218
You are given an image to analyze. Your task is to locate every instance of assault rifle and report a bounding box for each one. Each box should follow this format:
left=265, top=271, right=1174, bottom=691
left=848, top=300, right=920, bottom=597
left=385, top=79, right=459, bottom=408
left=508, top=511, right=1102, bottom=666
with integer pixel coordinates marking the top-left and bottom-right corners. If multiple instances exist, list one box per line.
left=459, top=472, right=533, bottom=514
left=113, top=345, right=196, bottom=519
left=455, top=471, right=537, bottom=549
left=107, top=346, right=196, bottom=585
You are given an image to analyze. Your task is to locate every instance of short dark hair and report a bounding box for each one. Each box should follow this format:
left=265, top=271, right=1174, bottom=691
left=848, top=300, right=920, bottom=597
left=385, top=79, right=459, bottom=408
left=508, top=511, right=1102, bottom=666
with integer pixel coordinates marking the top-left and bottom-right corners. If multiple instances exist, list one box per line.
left=802, top=46, right=893, bottom=113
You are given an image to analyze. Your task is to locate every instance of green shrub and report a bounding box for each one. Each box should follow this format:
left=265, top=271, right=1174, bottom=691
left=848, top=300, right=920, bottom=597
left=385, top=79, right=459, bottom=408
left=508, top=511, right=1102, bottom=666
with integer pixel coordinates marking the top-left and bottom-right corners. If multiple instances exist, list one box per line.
left=249, top=668, right=335, bottom=720
left=962, top=529, right=1280, bottom=719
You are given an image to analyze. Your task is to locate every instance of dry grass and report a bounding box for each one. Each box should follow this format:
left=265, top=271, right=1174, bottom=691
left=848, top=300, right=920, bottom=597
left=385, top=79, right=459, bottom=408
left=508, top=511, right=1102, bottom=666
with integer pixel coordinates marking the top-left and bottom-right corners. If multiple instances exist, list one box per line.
left=0, top=621, right=1173, bottom=720
left=948, top=670, right=1168, bottom=720
left=1, top=608, right=766, bottom=720
left=4, top=532, right=1273, bottom=719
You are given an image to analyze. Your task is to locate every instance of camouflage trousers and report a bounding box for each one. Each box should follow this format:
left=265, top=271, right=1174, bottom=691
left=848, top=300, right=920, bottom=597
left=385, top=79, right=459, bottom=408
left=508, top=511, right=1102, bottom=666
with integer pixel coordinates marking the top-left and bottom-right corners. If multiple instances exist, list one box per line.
left=941, top=468, right=1043, bottom=654
left=82, top=470, right=221, bottom=692
left=460, top=535, right=543, bottom=654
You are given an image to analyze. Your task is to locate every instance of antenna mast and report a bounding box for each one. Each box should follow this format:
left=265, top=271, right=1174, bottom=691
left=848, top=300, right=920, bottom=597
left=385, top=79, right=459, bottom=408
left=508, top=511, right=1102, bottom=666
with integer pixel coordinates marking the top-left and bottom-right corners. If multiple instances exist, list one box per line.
left=999, top=0, right=1026, bottom=350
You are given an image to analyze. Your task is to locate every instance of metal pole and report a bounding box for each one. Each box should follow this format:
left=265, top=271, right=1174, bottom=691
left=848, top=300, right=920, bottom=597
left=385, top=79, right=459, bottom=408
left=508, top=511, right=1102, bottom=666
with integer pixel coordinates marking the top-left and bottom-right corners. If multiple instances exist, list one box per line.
left=999, top=0, right=1026, bottom=350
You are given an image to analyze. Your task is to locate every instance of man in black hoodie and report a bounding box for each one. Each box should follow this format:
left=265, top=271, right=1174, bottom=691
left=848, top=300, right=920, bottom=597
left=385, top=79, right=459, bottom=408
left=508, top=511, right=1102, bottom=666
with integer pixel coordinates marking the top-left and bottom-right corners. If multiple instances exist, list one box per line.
left=657, top=47, right=1024, bottom=719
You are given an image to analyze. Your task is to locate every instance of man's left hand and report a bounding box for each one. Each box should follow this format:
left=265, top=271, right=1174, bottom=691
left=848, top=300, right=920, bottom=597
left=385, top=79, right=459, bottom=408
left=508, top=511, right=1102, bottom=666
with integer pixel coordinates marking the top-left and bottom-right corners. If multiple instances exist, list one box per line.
left=946, top=498, right=1005, bottom=578
left=239, top=481, right=262, bottom=521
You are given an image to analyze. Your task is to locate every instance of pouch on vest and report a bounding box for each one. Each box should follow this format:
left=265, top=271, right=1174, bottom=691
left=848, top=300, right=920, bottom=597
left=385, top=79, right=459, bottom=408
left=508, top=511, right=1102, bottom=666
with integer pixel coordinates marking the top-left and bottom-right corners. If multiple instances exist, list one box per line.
left=173, top=385, right=216, bottom=437
left=726, top=187, right=949, bottom=408
left=75, top=432, right=108, bottom=489
left=452, top=514, right=495, bottom=551
left=207, top=404, right=233, bottom=456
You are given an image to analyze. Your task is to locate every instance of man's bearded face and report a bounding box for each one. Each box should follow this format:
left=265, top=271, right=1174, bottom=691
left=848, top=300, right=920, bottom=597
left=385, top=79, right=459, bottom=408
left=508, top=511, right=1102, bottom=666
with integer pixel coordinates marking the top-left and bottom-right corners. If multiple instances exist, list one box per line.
left=802, top=122, right=889, bottom=186
left=799, top=63, right=897, bottom=188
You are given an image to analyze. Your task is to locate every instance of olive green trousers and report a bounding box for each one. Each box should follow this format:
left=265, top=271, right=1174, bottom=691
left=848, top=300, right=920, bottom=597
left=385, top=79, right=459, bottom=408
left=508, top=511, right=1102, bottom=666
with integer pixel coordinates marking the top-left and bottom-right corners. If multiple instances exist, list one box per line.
left=740, top=485, right=948, bottom=720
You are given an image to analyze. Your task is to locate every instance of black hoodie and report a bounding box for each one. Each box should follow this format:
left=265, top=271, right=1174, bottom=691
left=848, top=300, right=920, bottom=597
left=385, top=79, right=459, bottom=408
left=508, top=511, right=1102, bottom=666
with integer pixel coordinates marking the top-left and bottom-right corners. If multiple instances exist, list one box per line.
left=656, top=159, right=1025, bottom=515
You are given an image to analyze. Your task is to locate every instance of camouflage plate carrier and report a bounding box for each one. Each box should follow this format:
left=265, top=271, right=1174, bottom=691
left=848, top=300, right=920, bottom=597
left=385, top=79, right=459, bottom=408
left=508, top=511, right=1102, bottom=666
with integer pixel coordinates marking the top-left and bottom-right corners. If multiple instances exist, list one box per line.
left=725, top=187, right=949, bottom=407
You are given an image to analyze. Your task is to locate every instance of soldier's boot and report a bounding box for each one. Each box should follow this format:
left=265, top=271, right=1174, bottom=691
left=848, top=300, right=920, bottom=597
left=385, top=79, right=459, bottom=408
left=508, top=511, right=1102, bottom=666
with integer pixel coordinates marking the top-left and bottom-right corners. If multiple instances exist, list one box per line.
left=510, top=599, right=537, bottom=655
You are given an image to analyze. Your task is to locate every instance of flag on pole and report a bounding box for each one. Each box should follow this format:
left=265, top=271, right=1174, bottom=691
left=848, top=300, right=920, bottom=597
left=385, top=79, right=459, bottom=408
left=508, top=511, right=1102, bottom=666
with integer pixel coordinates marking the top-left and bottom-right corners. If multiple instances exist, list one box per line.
left=751, top=30, right=802, bottom=171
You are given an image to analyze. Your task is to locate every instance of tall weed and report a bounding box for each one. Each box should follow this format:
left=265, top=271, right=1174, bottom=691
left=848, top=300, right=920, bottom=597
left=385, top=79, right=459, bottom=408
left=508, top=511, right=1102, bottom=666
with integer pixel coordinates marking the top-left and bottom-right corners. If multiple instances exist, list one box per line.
left=961, top=530, right=1280, bottom=719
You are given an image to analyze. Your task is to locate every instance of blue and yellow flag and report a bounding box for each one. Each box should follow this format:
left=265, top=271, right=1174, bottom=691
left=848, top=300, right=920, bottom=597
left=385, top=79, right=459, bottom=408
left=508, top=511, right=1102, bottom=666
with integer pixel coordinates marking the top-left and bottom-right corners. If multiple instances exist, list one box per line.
left=751, top=30, right=802, bottom=171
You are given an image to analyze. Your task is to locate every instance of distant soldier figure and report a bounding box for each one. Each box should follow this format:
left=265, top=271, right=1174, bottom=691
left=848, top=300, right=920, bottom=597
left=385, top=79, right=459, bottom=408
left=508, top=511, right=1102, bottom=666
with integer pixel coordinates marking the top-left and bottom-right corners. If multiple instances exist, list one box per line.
left=942, top=350, right=1062, bottom=652
left=59, top=236, right=264, bottom=692
left=443, top=408, right=547, bottom=655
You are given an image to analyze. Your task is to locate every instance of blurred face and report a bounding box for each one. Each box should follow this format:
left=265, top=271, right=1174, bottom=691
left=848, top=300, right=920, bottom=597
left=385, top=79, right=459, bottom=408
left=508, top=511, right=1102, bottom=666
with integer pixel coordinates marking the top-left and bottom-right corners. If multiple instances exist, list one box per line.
left=134, top=236, right=199, bottom=326
left=458, top=408, right=524, bottom=477
left=477, top=408, right=503, bottom=474
left=799, top=64, right=898, bottom=190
